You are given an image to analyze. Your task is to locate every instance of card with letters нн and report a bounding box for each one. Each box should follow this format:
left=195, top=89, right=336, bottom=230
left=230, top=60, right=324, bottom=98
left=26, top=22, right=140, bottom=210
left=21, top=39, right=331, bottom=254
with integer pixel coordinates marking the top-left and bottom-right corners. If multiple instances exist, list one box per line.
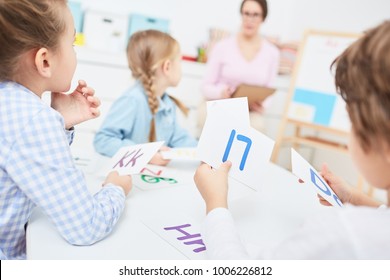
left=141, top=213, right=206, bottom=260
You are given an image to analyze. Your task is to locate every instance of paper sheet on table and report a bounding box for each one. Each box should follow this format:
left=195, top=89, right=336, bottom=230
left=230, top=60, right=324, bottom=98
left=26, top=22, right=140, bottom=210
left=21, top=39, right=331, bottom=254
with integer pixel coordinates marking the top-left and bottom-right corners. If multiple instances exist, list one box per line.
left=102, top=141, right=164, bottom=175
left=141, top=214, right=206, bottom=260
left=197, top=98, right=275, bottom=190
left=160, top=148, right=199, bottom=161
left=132, top=164, right=192, bottom=190
left=291, top=148, right=343, bottom=207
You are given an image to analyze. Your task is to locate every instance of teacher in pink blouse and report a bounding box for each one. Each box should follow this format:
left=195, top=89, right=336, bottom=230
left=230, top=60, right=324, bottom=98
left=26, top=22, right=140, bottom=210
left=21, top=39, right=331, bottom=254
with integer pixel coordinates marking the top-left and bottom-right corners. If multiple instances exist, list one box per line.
left=199, top=0, right=280, bottom=132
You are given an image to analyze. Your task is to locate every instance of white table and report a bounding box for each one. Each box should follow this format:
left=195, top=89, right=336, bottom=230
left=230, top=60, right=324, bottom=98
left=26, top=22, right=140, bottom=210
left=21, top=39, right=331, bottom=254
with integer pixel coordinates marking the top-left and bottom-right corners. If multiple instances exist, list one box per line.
left=26, top=157, right=323, bottom=259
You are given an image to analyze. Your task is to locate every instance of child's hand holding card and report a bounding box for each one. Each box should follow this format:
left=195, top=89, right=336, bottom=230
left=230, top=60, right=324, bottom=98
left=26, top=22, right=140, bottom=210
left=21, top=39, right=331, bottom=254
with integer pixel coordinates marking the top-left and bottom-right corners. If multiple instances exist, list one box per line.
left=291, top=148, right=343, bottom=208
left=106, top=141, right=164, bottom=176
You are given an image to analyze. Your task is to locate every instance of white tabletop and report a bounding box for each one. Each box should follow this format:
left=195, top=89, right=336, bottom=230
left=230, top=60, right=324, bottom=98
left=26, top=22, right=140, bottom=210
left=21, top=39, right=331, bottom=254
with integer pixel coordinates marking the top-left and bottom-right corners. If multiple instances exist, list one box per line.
left=26, top=157, right=323, bottom=259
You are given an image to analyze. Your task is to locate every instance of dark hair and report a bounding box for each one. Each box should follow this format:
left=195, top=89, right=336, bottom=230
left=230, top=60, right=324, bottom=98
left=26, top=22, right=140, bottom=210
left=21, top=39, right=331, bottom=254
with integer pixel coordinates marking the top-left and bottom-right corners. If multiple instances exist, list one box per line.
left=240, top=0, right=268, bottom=20
left=0, top=0, right=67, bottom=81
left=332, top=21, right=390, bottom=151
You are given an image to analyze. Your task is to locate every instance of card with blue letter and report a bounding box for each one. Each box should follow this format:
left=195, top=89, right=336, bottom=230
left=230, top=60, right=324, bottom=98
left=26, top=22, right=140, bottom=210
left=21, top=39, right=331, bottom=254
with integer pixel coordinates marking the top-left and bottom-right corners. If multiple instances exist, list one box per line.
left=291, top=148, right=343, bottom=207
left=197, top=97, right=275, bottom=190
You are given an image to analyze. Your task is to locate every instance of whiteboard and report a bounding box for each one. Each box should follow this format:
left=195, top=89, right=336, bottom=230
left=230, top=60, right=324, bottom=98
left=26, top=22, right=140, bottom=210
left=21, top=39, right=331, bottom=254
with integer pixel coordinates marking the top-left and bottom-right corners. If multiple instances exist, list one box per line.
left=287, top=31, right=360, bottom=132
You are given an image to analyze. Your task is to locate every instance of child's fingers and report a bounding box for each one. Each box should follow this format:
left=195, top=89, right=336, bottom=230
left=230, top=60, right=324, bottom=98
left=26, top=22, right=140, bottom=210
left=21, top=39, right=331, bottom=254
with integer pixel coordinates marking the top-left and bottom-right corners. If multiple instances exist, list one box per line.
left=194, top=163, right=213, bottom=180
left=319, top=200, right=332, bottom=206
left=159, top=146, right=170, bottom=151
left=77, top=79, right=87, bottom=87
left=74, top=80, right=87, bottom=93
left=90, top=107, right=100, bottom=117
left=317, top=193, right=325, bottom=200
left=81, top=86, right=95, bottom=96
left=87, top=96, right=101, bottom=107
left=219, top=161, right=232, bottom=173
left=320, top=162, right=331, bottom=177
left=198, top=162, right=212, bottom=172
left=317, top=194, right=332, bottom=206
left=320, top=163, right=337, bottom=186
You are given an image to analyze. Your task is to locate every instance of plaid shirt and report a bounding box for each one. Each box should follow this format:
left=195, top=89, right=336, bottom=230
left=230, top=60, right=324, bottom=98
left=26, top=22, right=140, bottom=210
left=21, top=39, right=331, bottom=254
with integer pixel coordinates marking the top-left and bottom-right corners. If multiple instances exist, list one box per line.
left=0, top=81, right=125, bottom=259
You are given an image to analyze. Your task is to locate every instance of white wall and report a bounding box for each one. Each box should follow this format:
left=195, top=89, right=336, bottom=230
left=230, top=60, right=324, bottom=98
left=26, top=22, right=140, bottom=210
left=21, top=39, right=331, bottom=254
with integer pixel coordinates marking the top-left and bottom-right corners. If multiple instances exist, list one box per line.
left=284, top=0, right=390, bottom=41
left=76, top=0, right=390, bottom=55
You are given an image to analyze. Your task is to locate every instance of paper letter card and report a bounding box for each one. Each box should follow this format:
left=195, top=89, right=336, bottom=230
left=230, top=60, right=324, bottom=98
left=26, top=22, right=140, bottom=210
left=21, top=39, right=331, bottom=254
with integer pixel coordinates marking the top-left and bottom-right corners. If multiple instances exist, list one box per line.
left=105, top=141, right=164, bottom=175
left=291, top=148, right=343, bottom=207
left=197, top=98, right=275, bottom=190
left=205, top=97, right=250, bottom=127
left=141, top=214, right=206, bottom=260
left=132, top=164, right=192, bottom=190
left=160, top=147, right=199, bottom=161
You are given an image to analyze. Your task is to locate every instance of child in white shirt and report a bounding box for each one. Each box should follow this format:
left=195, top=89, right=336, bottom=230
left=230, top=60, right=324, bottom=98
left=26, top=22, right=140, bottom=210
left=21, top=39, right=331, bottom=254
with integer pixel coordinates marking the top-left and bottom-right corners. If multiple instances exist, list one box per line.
left=194, top=21, right=390, bottom=259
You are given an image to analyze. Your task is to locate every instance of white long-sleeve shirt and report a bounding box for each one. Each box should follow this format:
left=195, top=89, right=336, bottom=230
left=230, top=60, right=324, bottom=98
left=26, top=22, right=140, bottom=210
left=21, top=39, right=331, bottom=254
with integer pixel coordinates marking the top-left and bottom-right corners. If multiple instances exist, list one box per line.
left=203, top=206, right=390, bottom=259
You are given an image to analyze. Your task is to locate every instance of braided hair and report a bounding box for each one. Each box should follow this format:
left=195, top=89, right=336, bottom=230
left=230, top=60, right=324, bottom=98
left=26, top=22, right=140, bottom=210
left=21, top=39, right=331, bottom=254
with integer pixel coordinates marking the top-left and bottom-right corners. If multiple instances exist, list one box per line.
left=127, top=30, right=188, bottom=142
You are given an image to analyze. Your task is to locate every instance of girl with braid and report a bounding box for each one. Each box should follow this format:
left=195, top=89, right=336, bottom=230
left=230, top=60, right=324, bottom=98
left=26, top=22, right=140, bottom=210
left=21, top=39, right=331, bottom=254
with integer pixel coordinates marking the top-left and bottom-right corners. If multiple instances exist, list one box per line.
left=94, top=30, right=197, bottom=166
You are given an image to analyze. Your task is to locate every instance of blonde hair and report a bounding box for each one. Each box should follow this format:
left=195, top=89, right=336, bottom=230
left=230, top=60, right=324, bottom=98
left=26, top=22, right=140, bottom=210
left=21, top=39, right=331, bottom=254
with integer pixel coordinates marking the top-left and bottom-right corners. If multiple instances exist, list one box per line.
left=333, top=21, right=390, bottom=152
left=0, top=0, right=67, bottom=81
left=127, top=29, right=188, bottom=142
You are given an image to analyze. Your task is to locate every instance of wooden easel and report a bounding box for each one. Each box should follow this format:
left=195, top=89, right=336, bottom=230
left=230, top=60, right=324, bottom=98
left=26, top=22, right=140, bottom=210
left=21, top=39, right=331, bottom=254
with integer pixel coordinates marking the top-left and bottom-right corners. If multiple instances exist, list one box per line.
left=272, top=120, right=349, bottom=162
left=271, top=30, right=371, bottom=194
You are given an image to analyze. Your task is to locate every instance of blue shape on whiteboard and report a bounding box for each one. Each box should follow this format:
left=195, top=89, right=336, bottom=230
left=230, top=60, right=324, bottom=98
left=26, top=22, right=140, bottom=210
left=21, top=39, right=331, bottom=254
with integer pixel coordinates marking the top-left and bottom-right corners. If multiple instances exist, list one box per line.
left=293, top=88, right=337, bottom=126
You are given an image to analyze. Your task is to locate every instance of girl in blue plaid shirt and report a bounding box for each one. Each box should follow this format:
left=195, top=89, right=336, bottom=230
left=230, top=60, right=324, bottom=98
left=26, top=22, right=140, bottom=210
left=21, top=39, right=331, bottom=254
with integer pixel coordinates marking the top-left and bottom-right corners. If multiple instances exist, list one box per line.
left=0, top=0, right=132, bottom=259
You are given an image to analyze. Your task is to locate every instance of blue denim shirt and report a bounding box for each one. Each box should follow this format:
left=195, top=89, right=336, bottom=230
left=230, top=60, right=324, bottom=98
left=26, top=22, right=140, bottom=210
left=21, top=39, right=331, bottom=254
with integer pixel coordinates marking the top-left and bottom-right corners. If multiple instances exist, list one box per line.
left=94, top=82, right=197, bottom=157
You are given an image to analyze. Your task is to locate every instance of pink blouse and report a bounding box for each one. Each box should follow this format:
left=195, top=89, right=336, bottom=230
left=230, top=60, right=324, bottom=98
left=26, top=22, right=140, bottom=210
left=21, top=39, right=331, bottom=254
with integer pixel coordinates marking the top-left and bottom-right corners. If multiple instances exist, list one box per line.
left=202, top=35, right=280, bottom=101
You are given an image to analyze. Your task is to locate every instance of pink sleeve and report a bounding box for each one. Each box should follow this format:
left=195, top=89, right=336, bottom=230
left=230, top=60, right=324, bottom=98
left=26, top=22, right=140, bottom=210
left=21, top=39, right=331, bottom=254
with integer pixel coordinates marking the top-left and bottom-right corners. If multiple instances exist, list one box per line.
left=267, top=48, right=280, bottom=87
left=201, top=42, right=226, bottom=100
left=263, top=47, right=281, bottom=108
